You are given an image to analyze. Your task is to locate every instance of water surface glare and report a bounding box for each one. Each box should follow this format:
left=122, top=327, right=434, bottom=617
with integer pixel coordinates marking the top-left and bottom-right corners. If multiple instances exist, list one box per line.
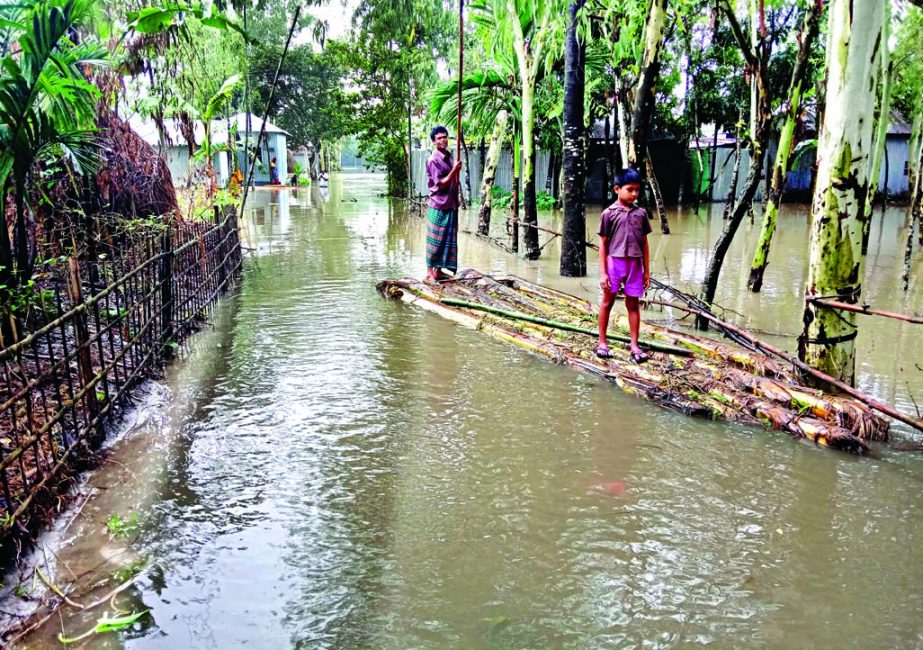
left=14, top=174, right=923, bottom=648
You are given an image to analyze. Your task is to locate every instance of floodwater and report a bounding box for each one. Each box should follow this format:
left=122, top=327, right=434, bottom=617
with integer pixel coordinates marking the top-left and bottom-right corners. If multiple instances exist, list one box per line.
left=6, top=174, right=923, bottom=648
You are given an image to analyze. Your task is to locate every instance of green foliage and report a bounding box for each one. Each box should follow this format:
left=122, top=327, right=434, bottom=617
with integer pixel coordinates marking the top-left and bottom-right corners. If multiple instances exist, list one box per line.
left=0, top=0, right=105, bottom=299
left=491, top=185, right=513, bottom=209
left=111, top=558, right=147, bottom=584
left=58, top=610, right=150, bottom=644
left=106, top=512, right=140, bottom=539
left=248, top=46, right=349, bottom=149
left=891, top=7, right=923, bottom=121
left=327, top=0, right=455, bottom=196
left=535, top=190, right=555, bottom=210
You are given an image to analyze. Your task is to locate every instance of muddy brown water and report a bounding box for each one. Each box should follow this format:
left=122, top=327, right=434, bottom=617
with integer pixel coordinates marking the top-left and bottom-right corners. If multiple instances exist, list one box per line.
left=4, top=174, right=923, bottom=648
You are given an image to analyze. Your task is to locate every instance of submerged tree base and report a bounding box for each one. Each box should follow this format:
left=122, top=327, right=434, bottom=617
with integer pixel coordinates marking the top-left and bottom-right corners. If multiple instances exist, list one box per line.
left=378, top=270, right=889, bottom=454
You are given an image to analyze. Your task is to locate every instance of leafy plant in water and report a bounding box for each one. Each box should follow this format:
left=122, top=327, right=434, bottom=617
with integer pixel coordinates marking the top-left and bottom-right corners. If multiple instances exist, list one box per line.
left=111, top=558, right=147, bottom=584
left=106, top=512, right=140, bottom=539
left=58, top=610, right=150, bottom=644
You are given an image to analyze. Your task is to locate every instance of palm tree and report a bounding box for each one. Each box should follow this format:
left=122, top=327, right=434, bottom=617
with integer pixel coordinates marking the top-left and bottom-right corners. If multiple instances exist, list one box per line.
left=0, top=0, right=104, bottom=297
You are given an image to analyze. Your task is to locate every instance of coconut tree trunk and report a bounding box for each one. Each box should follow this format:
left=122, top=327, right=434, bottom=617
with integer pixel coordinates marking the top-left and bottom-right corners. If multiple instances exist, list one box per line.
left=627, top=0, right=668, bottom=172
left=477, top=110, right=509, bottom=236
left=748, top=0, right=822, bottom=291
left=862, top=0, right=892, bottom=254
left=801, top=0, right=884, bottom=385
left=561, top=0, right=587, bottom=277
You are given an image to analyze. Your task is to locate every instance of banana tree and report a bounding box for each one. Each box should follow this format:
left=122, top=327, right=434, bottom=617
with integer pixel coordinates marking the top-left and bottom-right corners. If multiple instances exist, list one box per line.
left=0, top=0, right=105, bottom=298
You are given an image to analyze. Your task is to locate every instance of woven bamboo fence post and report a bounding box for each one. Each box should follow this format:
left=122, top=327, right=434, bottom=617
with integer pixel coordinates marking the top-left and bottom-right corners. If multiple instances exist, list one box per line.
left=159, top=227, right=174, bottom=358
left=67, top=258, right=100, bottom=445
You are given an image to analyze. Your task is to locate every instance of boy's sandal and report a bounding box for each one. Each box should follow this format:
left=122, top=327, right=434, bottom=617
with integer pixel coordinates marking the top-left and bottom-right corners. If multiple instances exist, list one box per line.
left=630, top=350, right=651, bottom=364
left=595, top=345, right=614, bottom=359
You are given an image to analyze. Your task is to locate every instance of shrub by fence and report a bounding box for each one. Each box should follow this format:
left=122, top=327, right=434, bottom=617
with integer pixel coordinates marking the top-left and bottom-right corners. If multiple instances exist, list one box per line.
left=0, top=207, right=242, bottom=554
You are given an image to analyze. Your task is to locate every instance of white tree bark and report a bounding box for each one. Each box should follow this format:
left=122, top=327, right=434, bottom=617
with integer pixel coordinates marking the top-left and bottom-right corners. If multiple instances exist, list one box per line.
left=802, top=0, right=884, bottom=385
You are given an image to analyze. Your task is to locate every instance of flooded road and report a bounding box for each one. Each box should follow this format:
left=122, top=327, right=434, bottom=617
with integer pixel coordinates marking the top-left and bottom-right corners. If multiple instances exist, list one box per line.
left=9, top=174, right=923, bottom=648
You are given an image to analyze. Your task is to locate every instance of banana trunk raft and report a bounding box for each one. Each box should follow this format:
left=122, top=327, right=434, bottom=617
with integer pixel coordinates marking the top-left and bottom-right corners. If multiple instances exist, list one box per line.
left=377, top=270, right=889, bottom=455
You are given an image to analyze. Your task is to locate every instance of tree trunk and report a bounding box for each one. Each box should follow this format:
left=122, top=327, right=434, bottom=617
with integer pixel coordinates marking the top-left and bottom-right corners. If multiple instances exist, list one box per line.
left=616, top=82, right=630, bottom=168
left=561, top=0, right=587, bottom=277
left=698, top=0, right=774, bottom=329
left=603, top=114, right=613, bottom=200
left=697, top=148, right=765, bottom=329
left=521, top=82, right=540, bottom=259
left=628, top=0, right=668, bottom=173
left=477, top=110, right=508, bottom=236
left=862, top=0, right=892, bottom=254
left=708, top=128, right=719, bottom=202
left=511, top=133, right=521, bottom=254
left=902, top=157, right=922, bottom=291
left=802, top=0, right=883, bottom=385
left=462, top=137, right=472, bottom=207
left=749, top=0, right=822, bottom=291
left=722, top=143, right=742, bottom=219
left=645, top=154, right=670, bottom=234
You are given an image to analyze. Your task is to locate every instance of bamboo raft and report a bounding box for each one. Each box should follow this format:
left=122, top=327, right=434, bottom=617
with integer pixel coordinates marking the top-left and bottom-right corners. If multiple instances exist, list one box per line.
left=377, top=270, right=890, bottom=455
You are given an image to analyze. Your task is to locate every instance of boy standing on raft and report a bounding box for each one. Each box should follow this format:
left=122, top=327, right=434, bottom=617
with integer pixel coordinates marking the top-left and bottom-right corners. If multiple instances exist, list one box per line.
left=424, top=125, right=463, bottom=284
left=596, top=168, right=652, bottom=364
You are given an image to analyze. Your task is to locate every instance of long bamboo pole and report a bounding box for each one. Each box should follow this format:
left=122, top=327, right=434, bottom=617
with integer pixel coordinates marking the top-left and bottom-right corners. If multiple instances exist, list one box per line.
left=456, top=0, right=464, bottom=204
left=239, top=7, right=301, bottom=216
left=437, top=296, right=692, bottom=356
left=807, top=298, right=923, bottom=324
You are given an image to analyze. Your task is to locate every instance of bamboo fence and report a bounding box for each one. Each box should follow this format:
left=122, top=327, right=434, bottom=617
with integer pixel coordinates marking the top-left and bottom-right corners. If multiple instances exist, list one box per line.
left=0, top=207, right=242, bottom=551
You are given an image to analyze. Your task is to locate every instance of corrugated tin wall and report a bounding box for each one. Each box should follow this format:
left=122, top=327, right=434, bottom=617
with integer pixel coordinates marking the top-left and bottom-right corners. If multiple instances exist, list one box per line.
left=410, top=137, right=912, bottom=204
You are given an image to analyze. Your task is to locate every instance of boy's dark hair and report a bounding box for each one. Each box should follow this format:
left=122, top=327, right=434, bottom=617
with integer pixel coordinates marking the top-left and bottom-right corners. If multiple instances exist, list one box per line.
left=614, top=167, right=642, bottom=187
left=430, top=125, right=449, bottom=141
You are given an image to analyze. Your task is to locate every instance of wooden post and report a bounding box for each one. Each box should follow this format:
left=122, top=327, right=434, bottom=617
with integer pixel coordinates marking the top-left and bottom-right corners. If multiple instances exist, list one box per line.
left=214, top=205, right=227, bottom=291
left=160, top=227, right=174, bottom=358
left=68, top=258, right=100, bottom=443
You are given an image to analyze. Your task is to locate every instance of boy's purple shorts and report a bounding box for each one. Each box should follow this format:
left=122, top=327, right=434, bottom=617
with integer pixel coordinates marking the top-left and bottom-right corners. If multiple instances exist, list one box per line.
left=607, top=256, right=645, bottom=297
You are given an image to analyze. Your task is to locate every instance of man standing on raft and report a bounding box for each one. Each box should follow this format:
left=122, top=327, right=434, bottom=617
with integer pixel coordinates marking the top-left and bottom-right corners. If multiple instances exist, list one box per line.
left=424, top=125, right=463, bottom=284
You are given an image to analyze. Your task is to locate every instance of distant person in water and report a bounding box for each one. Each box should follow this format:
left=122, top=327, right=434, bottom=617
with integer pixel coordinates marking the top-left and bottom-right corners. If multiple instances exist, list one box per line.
left=269, top=157, right=279, bottom=184
left=424, top=125, right=462, bottom=284
left=597, top=168, right=652, bottom=364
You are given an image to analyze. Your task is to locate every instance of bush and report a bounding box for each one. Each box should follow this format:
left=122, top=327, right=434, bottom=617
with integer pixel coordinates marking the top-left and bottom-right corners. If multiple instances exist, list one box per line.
left=491, top=185, right=513, bottom=209
left=536, top=191, right=555, bottom=210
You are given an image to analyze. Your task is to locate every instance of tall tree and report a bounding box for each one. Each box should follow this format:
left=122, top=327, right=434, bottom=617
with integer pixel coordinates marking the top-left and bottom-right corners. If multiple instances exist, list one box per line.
left=800, top=0, right=884, bottom=385
left=560, top=0, right=587, bottom=277
left=697, top=0, right=786, bottom=328
left=332, top=0, right=454, bottom=196
left=747, top=0, right=823, bottom=292
left=471, top=0, right=561, bottom=259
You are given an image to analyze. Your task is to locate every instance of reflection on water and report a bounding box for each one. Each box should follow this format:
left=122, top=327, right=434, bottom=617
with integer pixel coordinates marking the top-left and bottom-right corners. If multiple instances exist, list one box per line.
left=12, top=174, right=923, bottom=649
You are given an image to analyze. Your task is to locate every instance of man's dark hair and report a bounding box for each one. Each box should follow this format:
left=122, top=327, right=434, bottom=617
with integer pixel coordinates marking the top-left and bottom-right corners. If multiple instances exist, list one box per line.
left=430, top=125, right=449, bottom=141
left=614, top=167, right=642, bottom=187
